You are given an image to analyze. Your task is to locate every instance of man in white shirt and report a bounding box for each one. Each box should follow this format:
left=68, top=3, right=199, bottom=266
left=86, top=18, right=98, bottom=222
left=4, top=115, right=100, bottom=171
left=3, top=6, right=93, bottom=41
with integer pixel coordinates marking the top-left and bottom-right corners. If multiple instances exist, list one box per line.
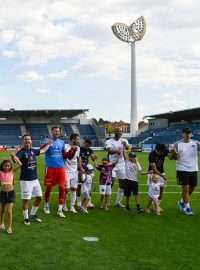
left=63, top=133, right=82, bottom=214
left=172, top=127, right=200, bottom=216
left=105, top=127, right=129, bottom=207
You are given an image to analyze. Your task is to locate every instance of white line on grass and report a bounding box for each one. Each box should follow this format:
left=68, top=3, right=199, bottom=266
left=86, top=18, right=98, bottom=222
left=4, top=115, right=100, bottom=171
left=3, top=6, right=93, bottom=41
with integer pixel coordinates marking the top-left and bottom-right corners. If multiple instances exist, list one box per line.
left=14, top=191, right=200, bottom=194
left=13, top=181, right=200, bottom=188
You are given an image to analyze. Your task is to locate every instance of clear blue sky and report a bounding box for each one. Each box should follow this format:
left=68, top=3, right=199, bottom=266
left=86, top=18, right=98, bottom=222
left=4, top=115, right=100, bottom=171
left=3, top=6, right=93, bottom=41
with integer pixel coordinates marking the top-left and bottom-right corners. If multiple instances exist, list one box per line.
left=0, top=0, right=199, bottom=122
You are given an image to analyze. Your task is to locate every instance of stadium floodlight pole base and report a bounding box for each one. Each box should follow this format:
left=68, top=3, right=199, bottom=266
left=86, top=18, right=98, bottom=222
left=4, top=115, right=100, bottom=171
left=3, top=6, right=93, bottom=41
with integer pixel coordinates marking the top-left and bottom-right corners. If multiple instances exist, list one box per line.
left=130, top=42, right=138, bottom=136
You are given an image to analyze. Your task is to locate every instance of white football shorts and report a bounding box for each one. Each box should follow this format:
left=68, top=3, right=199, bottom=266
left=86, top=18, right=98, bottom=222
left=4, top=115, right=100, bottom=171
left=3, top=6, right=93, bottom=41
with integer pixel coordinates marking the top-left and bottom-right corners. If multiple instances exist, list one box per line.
left=66, top=171, right=78, bottom=189
left=20, top=179, right=42, bottom=200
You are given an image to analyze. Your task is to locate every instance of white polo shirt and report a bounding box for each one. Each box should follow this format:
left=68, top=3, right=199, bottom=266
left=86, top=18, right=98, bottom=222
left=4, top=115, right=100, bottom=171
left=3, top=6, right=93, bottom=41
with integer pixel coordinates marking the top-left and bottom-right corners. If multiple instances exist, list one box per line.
left=174, top=139, right=200, bottom=172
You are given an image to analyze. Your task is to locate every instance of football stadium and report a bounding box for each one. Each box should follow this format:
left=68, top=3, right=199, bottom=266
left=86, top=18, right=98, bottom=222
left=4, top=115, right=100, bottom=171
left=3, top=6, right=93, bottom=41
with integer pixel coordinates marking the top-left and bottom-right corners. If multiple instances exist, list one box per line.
left=0, top=107, right=199, bottom=270
left=1, top=1, right=200, bottom=270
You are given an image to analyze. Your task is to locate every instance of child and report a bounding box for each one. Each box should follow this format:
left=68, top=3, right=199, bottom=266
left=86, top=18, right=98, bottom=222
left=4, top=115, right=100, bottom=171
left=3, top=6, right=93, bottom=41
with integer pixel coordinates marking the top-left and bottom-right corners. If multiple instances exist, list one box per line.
left=124, top=152, right=150, bottom=213
left=80, top=164, right=94, bottom=213
left=146, top=174, right=161, bottom=215
left=0, top=154, right=22, bottom=234
left=94, top=153, right=120, bottom=210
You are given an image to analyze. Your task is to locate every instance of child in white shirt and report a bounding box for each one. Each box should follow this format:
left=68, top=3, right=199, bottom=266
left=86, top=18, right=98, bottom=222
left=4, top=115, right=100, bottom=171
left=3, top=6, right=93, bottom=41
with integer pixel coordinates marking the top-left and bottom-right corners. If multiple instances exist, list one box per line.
left=146, top=174, right=161, bottom=215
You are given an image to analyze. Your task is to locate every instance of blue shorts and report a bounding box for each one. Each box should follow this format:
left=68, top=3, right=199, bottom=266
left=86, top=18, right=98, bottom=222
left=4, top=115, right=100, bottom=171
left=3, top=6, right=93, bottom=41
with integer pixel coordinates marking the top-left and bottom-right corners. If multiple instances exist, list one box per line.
left=82, top=191, right=90, bottom=199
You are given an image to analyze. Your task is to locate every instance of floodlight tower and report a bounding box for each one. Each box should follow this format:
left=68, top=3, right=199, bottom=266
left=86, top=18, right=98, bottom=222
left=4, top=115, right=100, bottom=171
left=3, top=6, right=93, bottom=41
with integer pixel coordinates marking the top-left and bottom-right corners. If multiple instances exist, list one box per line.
left=111, top=16, right=146, bottom=136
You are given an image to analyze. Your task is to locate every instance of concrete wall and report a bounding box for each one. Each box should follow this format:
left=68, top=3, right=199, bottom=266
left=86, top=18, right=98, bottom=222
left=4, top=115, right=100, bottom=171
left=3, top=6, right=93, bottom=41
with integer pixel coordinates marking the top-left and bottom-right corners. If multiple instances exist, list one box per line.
left=148, top=118, right=168, bottom=128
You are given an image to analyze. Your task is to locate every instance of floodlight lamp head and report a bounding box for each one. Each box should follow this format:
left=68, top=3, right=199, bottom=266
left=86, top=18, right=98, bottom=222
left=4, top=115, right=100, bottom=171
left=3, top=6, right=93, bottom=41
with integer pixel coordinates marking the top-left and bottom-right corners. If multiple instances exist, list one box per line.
left=111, top=16, right=146, bottom=44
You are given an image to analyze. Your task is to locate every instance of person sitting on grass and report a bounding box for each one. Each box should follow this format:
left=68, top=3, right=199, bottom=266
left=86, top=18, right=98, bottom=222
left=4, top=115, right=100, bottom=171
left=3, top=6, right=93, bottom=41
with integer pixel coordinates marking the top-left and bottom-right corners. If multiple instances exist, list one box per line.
left=0, top=154, right=22, bottom=234
left=124, top=152, right=150, bottom=213
left=146, top=174, right=161, bottom=215
left=80, top=164, right=94, bottom=214
left=94, top=153, right=120, bottom=210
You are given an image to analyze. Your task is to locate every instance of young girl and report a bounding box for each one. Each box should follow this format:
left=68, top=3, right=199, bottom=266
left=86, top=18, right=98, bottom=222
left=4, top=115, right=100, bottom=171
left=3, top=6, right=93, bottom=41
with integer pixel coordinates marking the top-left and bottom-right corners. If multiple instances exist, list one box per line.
left=0, top=154, right=22, bottom=234
left=146, top=174, right=161, bottom=215
left=80, top=164, right=94, bottom=213
left=94, top=153, right=120, bottom=210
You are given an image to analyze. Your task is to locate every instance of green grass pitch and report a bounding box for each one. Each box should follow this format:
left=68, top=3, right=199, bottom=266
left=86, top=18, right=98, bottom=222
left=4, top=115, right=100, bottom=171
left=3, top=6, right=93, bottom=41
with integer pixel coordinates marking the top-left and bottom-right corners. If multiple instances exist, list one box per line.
left=0, top=150, right=200, bottom=270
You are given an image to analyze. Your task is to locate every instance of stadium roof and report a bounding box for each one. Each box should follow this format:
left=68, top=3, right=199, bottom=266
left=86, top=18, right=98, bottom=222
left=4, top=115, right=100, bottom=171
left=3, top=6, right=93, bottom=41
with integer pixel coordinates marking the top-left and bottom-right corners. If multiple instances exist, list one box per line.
left=145, top=107, right=200, bottom=122
left=0, top=109, right=89, bottom=118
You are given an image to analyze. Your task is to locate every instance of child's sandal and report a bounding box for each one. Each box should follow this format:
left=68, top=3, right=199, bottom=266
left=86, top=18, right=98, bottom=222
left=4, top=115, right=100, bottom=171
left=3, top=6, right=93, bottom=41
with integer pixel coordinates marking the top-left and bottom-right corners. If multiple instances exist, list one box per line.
left=0, top=224, right=5, bottom=230
left=7, top=228, right=12, bottom=234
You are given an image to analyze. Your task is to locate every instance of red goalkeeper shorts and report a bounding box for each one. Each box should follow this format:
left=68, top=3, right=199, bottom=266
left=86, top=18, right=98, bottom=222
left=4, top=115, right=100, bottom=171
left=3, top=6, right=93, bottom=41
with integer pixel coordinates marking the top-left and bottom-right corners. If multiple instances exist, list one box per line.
left=44, top=167, right=66, bottom=186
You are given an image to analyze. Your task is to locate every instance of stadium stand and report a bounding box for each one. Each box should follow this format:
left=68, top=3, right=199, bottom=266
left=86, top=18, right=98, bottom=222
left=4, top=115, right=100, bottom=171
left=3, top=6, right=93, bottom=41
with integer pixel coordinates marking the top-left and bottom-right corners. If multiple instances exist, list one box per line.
left=129, top=107, right=200, bottom=146
left=0, top=109, right=103, bottom=147
left=62, top=123, right=74, bottom=139
left=26, top=123, right=49, bottom=147
left=128, top=128, right=165, bottom=145
left=0, top=124, right=22, bottom=147
left=129, top=124, right=200, bottom=145
left=76, top=124, right=100, bottom=146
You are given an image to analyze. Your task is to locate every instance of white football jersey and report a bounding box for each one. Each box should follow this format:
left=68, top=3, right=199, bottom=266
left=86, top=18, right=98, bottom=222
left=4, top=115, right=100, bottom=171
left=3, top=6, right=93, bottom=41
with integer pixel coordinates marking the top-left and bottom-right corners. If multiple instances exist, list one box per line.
left=64, top=144, right=80, bottom=172
left=105, top=137, right=129, bottom=165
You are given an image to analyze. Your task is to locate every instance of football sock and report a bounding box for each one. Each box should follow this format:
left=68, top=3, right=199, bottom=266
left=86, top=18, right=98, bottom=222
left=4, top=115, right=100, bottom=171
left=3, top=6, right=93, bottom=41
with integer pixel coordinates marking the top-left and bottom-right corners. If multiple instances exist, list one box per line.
left=64, top=191, right=69, bottom=205
left=58, top=185, right=65, bottom=205
left=23, top=210, right=29, bottom=220
left=70, top=191, right=76, bottom=208
left=30, top=206, right=39, bottom=215
left=115, top=188, right=124, bottom=204
left=45, top=202, right=49, bottom=208
left=77, top=196, right=81, bottom=205
left=58, top=204, right=63, bottom=212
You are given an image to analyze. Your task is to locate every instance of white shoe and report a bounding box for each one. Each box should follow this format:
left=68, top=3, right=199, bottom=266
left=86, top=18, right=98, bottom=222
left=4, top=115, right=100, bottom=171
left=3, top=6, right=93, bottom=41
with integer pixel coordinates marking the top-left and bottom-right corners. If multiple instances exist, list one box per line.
left=99, top=204, right=104, bottom=209
left=88, top=202, right=95, bottom=208
left=24, top=219, right=30, bottom=225
left=63, top=205, right=68, bottom=212
left=57, top=211, right=65, bottom=218
left=145, top=208, right=151, bottom=214
left=115, top=202, right=125, bottom=208
left=44, top=207, right=50, bottom=214
left=81, top=207, right=88, bottom=214
left=69, top=207, right=78, bottom=214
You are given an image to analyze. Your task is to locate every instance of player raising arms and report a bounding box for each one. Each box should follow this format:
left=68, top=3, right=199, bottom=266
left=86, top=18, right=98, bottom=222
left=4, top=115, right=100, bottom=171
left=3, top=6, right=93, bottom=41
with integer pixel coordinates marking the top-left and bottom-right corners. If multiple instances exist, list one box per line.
left=42, top=126, right=77, bottom=218
left=0, top=155, right=21, bottom=234
left=63, top=133, right=82, bottom=214
left=16, top=134, right=51, bottom=225
left=94, top=153, right=120, bottom=210
left=105, top=127, right=129, bottom=207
